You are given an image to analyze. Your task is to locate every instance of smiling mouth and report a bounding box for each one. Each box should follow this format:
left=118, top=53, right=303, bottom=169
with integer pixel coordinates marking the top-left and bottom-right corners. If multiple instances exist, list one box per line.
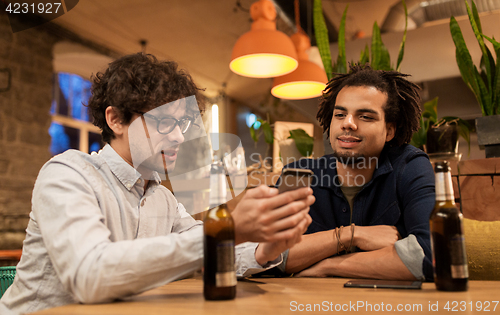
left=336, top=135, right=362, bottom=149
left=160, top=150, right=178, bottom=161
left=338, top=137, right=361, bottom=143
left=162, top=150, right=177, bottom=156
left=339, top=139, right=361, bottom=143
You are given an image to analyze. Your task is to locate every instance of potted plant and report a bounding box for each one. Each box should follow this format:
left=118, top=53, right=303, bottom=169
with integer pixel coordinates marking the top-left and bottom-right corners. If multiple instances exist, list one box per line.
left=410, top=97, right=471, bottom=157
left=249, top=116, right=314, bottom=170
left=450, top=0, right=500, bottom=157
left=313, top=0, right=409, bottom=80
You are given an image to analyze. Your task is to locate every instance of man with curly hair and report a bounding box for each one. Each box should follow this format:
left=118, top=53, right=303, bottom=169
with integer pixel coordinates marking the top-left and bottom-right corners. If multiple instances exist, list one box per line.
left=0, top=53, right=314, bottom=314
left=279, top=64, right=435, bottom=281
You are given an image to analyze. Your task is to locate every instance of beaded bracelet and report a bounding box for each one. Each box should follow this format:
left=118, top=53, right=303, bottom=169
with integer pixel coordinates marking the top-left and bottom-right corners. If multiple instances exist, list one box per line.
left=347, top=223, right=355, bottom=253
left=335, top=226, right=347, bottom=253
left=334, top=227, right=340, bottom=254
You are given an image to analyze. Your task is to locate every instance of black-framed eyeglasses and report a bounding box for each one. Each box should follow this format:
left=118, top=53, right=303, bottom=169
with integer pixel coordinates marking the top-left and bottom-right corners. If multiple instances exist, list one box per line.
left=140, top=112, right=196, bottom=135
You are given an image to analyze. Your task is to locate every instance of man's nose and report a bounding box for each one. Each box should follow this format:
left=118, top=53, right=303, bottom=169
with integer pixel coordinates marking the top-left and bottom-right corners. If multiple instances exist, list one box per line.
left=341, top=114, right=357, bottom=131
left=167, top=125, right=185, bottom=144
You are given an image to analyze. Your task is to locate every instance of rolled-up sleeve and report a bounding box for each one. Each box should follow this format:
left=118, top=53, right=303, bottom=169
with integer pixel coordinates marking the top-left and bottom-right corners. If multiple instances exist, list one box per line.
left=395, top=235, right=425, bottom=280
left=235, top=243, right=283, bottom=278
left=398, top=153, right=435, bottom=281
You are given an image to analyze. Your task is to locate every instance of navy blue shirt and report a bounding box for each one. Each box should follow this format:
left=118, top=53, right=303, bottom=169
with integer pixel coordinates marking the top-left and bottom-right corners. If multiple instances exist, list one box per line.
left=285, top=144, right=435, bottom=281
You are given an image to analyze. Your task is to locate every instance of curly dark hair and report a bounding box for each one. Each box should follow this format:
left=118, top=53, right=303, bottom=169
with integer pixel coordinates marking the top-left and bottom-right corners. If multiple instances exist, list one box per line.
left=87, top=53, right=205, bottom=143
left=317, top=64, right=421, bottom=146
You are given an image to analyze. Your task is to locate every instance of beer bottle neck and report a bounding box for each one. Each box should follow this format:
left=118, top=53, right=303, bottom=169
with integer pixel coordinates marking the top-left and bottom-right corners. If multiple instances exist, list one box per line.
left=209, top=169, right=227, bottom=208
left=435, top=171, right=455, bottom=202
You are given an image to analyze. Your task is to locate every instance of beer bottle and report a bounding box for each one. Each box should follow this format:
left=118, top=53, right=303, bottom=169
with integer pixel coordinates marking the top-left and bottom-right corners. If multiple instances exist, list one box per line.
left=203, top=159, right=236, bottom=300
left=430, top=161, right=468, bottom=291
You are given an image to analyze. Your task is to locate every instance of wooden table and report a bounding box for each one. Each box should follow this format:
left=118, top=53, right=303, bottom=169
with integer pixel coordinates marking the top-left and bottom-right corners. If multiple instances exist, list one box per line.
left=33, top=278, right=499, bottom=315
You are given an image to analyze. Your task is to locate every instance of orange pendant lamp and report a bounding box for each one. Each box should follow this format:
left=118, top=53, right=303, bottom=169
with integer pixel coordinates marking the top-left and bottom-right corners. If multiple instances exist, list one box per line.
left=230, top=0, right=298, bottom=78
left=271, top=0, right=327, bottom=100
left=271, top=31, right=327, bottom=100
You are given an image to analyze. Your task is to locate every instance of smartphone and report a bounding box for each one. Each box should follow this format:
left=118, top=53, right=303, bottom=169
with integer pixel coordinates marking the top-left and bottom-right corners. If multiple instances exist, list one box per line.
left=278, top=168, right=313, bottom=194
left=344, top=279, right=422, bottom=290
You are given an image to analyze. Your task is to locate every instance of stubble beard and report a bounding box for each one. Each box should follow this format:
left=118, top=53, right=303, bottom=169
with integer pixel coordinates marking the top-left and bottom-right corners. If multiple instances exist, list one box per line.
left=333, top=151, right=366, bottom=167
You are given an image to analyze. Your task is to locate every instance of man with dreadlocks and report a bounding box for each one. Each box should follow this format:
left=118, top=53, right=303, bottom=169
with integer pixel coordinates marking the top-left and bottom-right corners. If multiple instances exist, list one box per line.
left=279, top=64, right=434, bottom=281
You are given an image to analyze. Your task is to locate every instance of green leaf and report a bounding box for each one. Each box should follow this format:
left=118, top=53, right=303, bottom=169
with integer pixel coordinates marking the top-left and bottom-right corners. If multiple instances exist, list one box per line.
left=479, top=49, right=496, bottom=86
left=422, top=97, right=439, bottom=124
left=370, top=22, right=382, bottom=69
left=410, top=116, right=427, bottom=148
left=332, top=61, right=338, bottom=73
left=336, top=5, right=348, bottom=74
left=249, top=122, right=258, bottom=143
left=450, top=0, right=500, bottom=116
left=313, top=0, right=333, bottom=81
left=450, top=17, right=474, bottom=85
left=471, top=0, right=482, bottom=34
left=288, top=129, right=314, bottom=157
left=474, top=65, right=493, bottom=115
left=359, top=44, right=370, bottom=65
left=465, top=0, right=493, bottom=106
left=464, top=0, right=494, bottom=115
left=412, top=98, right=441, bottom=149
left=396, top=0, right=408, bottom=72
left=483, top=35, right=500, bottom=114
left=482, top=35, right=500, bottom=57
left=261, top=121, right=274, bottom=145
left=450, top=16, right=484, bottom=114
left=370, top=22, right=391, bottom=70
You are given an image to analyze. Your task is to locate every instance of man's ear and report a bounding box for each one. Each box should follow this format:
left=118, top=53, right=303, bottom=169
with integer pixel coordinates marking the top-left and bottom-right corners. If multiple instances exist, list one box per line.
left=105, top=106, right=124, bottom=136
left=386, top=122, right=396, bottom=142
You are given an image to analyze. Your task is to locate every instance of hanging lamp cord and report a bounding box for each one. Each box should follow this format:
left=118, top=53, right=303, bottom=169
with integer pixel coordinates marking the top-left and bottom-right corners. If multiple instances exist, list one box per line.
left=295, top=0, right=302, bottom=33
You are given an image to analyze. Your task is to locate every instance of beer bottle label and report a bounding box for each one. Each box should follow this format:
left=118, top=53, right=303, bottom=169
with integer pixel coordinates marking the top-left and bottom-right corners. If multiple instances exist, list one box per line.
left=215, top=240, right=236, bottom=287
left=450, top=234, right=469, bottom=279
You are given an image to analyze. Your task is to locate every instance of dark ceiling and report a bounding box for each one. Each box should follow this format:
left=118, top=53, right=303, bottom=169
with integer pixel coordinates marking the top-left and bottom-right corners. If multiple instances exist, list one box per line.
left=274, top=0, right=338, bottom=45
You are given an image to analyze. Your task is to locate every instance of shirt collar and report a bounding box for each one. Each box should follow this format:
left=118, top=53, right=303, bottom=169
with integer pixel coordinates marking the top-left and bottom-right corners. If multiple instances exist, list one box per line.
left=99, top=144, right=162, bottom=191
left=370, top=145, right=394, bottom=180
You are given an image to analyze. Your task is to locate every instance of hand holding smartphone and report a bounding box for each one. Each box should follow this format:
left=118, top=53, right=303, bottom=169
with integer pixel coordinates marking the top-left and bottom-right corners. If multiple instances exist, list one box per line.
left=278, top=168, right=314, bottom=194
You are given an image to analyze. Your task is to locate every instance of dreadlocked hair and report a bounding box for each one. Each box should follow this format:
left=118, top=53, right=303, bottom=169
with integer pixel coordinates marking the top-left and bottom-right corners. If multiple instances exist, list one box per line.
left=317, top=63, right=421, bottom=146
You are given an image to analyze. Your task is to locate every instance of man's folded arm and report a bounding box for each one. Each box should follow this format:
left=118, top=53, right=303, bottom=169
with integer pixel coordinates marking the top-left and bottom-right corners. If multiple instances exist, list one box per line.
left=296, top=245, right=416, bottom=280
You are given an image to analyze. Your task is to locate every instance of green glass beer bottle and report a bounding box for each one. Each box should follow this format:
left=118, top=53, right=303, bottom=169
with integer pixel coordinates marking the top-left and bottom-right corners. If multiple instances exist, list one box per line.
left=430, top=161, right=468, bottom=291
left=203, top=159, right=236, bottom=300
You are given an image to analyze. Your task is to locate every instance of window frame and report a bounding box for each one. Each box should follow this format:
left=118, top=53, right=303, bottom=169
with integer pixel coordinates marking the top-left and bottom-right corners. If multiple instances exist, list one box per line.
left=50, top=72, right=103, bottom=155
left=51, top=113, right=101, bottom=153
